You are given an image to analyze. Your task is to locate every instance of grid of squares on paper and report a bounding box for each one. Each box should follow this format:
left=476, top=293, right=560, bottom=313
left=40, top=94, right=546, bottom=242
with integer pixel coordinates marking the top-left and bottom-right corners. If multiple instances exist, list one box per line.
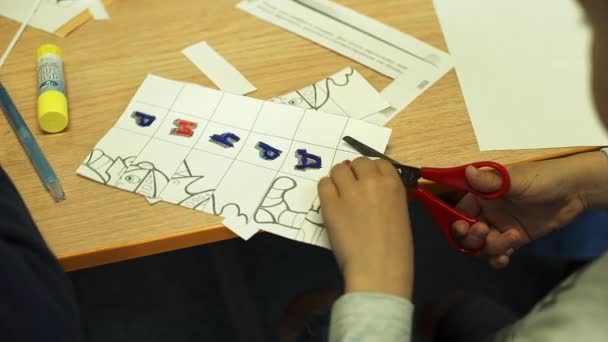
left=83, top=75, right=391, bottom=227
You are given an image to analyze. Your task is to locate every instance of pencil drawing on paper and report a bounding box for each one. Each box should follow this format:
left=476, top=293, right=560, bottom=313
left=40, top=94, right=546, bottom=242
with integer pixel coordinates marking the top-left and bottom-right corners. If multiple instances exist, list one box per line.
left=271, top=67, right=356, bottom=116
left=165, top=160, right=216, bottom=209
left=254, top=176, right=308, bottom=229
left=78, top=149, right=136, bottom=185
left=295, top=197, right=329, bottom=246
left=115, top=161, right=170, bottom=199
left=253, top=176, right=330, bottom=247
left=211, top=200, right=249, bottom=225
left=296, top=218, right=328, bottom=247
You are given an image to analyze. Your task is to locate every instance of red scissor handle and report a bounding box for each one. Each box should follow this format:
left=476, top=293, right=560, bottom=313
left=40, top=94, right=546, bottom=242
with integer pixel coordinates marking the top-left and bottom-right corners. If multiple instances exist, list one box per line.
left=411, top=187, right=483, bottom=255
left=420, top=161, right=511, bottom=200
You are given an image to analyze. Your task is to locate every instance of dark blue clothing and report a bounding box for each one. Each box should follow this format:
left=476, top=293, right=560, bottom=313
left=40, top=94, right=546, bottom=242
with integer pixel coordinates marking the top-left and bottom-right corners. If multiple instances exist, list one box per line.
left=0, top=167, right=80, bottom=341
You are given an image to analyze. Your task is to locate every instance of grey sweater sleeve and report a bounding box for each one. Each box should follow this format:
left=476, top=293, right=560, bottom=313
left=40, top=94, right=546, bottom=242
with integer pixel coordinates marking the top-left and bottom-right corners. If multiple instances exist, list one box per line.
left=493, top=252, right=608, bottom=342
left=329, top=292, right=414, bottom=341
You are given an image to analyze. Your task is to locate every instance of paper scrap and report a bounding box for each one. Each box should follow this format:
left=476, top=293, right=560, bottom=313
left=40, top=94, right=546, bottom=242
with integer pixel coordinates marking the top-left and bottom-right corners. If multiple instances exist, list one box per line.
left=271, top=67, right=390, bottom=120
left=363, top=68, right=442, bottom=126
left=77, top=74, right=391, bottom=245
left=182, top=42, right=256, bottom=96
left=238, top=0, right=452, bottom=80
left=84, top=0, right=110, bottom=20
left=223, top=217, right=259, bottom=240
left=434, top=0, right=608, bottom=150
left=0, top=0, right=89, bottom=34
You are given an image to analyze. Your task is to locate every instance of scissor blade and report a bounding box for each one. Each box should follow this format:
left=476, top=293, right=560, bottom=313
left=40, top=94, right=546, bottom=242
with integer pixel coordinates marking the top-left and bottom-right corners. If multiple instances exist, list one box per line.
left=343, top=136, right=423, bottom=188
left=343, top=136, right=400, bottom=164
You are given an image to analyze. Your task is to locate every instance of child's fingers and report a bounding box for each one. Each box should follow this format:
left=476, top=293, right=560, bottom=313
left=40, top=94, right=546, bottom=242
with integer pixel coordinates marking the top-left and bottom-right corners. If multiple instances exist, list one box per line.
left=318, top=177, right=338, bottom=200
left=330, top=163, right=356, bottom=194
left=351, top=157, right=378, bottom=179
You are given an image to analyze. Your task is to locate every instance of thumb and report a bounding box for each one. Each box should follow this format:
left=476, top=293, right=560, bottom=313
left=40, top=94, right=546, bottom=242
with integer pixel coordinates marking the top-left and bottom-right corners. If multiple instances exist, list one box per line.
left=465, top=165, right=504, bottom=193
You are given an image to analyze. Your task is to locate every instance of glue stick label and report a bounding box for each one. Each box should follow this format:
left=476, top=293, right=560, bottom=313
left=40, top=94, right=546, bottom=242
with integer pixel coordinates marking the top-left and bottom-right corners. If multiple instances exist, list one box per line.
left=38, top=54, right=65, bottom=95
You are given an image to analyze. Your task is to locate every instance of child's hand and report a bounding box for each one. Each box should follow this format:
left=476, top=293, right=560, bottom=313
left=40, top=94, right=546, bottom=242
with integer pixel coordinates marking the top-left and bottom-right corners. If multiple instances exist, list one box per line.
left=453, top=152, right=608, bottom=268
left=319, top=158, right=414, bottom=299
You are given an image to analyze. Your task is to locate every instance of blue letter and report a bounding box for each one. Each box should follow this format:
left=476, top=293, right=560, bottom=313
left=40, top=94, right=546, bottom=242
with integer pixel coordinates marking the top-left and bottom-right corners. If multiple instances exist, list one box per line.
left=132, top=111, right=156, bottom=127
left=295, top=149, right=322, bottom=170
left=210, top=132, right=240, bottom=148
left=256, top=142, right=282, bottom=160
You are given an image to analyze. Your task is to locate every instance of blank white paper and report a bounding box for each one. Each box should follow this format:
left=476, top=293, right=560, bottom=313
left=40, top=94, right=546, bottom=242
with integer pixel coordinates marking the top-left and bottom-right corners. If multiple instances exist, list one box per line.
left=182, top=41, right=257, bottom=95
left=434, top=0, right=608, bottom=150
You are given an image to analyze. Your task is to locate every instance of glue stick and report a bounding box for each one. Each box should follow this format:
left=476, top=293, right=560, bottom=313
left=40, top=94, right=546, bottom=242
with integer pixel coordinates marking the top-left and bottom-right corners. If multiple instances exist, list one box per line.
left=37, top=43, right=68, bottom=133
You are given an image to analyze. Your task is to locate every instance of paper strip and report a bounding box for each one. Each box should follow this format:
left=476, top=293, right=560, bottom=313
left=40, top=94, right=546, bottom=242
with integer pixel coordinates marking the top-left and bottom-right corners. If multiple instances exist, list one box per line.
left=182, top=41, right=256, bottom=95
left=85, top=0, right=110, bottom=20
left=238, top=0, right=452, bottom=80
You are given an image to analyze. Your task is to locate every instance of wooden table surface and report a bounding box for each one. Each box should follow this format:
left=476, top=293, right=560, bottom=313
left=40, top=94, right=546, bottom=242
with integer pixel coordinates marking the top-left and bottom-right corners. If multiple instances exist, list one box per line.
left=0, top=0, right=592, bottom=271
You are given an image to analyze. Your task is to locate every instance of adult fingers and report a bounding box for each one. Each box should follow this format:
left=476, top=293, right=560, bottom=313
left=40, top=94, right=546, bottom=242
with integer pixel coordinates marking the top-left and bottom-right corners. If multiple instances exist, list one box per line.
left=454, top=193, right=482, bottom=218
left=455, top=221, right=489, bottom=250
left=484, top=229, right=523, bottom=257
left=465, top=165, right=505, bottom=193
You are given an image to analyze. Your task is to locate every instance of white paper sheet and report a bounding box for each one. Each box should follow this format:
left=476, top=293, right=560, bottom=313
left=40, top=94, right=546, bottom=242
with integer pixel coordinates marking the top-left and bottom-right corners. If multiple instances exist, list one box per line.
left=271, top=67, right=390, bottom=120
left=434, top=0, right=608, bottom=150
left=77, top=74, right=392, bottom=246
left=0, top=0, right=89, bottom=33
left=182, top=41, right=257, bottom=95
left=238, top=0, right=452, bottom=81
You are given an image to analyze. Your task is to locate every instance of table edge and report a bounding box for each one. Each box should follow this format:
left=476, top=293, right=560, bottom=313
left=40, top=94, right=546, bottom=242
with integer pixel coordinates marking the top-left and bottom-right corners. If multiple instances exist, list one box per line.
left=60, top=222, right=236, bottom=271
left=58, top=146, right=600, bottom=271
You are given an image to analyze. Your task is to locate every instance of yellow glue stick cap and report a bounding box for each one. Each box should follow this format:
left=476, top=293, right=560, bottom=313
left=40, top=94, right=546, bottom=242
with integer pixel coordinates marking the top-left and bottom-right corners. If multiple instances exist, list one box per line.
left=38, top=90, right=68, bottom=133
left=37, top=43, right=63, bottom=59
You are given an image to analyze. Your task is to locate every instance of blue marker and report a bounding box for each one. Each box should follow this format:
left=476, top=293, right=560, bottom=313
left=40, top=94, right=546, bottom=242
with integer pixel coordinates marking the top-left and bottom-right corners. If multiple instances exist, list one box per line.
left=295, top=149, right=322, bottom=169
left=0, top=82, right=65, bottom=202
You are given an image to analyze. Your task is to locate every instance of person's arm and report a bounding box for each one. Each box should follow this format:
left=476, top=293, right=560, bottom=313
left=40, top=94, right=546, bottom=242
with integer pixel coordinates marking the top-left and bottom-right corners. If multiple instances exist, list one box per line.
left=330, top=292, right=414, bottom=341
left=0, top=167, right=80, bottom=341
left=494, top=251, right=608, bottom=341
left=319, top=158, right=414, bottom=341
left=587, top=147, right=608, bottom=208
left=453, top=150, right=608, bottom=268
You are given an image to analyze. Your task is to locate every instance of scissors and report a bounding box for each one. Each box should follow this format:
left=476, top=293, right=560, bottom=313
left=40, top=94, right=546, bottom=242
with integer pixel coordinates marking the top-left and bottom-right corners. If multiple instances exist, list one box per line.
left=343, top=136, right=511, bottom=255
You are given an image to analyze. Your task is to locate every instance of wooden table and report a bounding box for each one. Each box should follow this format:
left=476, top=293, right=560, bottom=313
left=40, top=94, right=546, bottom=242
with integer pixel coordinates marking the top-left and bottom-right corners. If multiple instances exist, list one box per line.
left=0, top=0, right=593, bottom=271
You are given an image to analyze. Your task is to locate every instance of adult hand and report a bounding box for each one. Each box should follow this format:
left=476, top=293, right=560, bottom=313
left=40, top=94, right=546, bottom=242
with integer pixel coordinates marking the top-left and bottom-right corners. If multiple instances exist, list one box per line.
left=454, top=152, right=608, bottom=268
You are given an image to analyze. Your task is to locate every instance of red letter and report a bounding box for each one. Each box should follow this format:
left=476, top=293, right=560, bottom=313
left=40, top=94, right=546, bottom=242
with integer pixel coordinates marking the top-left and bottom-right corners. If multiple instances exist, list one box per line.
left=171, top=119, right=198, bottom=137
